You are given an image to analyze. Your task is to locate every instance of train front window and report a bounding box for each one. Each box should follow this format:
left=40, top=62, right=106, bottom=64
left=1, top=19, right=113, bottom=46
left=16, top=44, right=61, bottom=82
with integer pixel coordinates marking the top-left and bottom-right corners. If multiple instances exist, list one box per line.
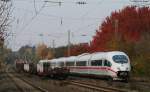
left=112, top=55, right=128, bottom=63
left=104, top=60, right=111, bottom=67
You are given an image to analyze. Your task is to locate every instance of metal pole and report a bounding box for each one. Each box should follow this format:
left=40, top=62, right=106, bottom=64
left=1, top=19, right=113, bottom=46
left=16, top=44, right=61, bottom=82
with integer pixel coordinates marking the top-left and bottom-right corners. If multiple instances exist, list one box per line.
left=68, top=30, right=71, bottom=56
left=52, top=40, right=55, bottom=55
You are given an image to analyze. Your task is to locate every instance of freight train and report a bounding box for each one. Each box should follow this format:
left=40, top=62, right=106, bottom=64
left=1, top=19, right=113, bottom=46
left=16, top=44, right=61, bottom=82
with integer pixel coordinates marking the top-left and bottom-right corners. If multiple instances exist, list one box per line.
left=15, top=51, right=131, bottom=81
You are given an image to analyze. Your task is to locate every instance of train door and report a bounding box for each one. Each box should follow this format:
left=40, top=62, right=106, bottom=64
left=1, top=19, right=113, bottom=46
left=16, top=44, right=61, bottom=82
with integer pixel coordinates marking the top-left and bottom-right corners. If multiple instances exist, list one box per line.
left=103, top=59, right=112, bottom=76
left=76, top=61, right=87, bottom=74
left=90, top=59, right=103, bottom=75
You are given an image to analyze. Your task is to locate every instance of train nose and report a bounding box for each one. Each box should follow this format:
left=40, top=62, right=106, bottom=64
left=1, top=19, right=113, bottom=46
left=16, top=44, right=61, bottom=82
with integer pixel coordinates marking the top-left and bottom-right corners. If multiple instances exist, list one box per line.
left=117, top=71, right=129, bottom=78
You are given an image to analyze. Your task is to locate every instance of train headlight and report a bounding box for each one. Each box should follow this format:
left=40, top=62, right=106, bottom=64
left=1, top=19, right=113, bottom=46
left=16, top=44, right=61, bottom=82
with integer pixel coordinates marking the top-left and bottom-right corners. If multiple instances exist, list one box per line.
left=117, top=67, right=121, bottom=71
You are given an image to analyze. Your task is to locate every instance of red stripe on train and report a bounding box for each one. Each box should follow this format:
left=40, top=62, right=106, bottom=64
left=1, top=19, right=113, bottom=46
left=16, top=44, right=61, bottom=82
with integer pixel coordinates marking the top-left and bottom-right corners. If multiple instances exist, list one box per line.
left=68, top=66, right=117, bottom=74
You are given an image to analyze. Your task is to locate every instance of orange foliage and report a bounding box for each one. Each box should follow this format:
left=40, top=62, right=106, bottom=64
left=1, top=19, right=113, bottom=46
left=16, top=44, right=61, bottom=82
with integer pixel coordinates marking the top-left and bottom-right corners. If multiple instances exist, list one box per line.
left=64, top=43, right=90, bottom=56
left=90, top=6, right=150, bottom=52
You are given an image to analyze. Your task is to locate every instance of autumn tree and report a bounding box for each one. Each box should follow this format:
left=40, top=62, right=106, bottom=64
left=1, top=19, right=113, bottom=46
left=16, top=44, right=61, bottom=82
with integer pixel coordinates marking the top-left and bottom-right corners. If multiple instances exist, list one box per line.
left=17, top=45, right=37, bottom=62
left=46, top=49, right=53, bottom=59
left=91, top=6, right=150, bottom=51
left=36, top=44, right=53, bottom=60
left=0, top=0, right=12, bottom=67
left=90, top=6, right=150, bottom=76
left=54, top=46, right=68, bottom=58
left=64, top=43, right=90, bottom=56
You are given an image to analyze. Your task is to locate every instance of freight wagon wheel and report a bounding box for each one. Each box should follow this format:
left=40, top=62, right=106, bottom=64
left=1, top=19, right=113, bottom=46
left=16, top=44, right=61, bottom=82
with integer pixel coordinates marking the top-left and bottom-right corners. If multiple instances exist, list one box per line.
left=50, top=74, right=54, bottom=78
left=50, top=74, right=56, bottom=79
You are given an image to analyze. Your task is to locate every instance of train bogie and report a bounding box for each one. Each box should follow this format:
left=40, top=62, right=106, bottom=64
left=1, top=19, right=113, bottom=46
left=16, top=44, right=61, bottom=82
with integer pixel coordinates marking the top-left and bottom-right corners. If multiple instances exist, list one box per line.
left=48, top=58, right=70, bottom=79
left=48, top=67, right=69, bottom=79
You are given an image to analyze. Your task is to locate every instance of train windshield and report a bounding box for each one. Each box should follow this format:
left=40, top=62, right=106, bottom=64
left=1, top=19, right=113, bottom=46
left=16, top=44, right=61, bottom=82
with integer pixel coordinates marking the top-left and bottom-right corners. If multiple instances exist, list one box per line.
left=112, top=55, right=128, bottom=63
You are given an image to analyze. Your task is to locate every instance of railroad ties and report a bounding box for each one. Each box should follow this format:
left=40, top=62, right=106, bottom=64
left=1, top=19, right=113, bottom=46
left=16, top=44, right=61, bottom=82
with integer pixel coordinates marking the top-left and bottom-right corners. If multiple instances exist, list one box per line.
left=6, top=72, right=48, bottom=92
left=65, top=80, right=129, bottom=92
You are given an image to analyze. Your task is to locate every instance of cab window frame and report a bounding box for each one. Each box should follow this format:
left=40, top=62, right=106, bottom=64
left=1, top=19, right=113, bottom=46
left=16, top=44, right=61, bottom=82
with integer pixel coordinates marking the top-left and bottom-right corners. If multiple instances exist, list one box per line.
left=104, top=60, right=111, bottom=67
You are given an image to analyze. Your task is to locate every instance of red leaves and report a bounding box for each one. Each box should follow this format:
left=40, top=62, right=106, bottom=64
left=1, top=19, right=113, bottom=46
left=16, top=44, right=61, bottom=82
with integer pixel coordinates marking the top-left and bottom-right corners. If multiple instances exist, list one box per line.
left=90, top=6, right=150, bottom=52
left=64, top=43, right=90, bottom=56
left=70, top=43, right=90, bottom=56
left=63, top=6, right=150, bottom=56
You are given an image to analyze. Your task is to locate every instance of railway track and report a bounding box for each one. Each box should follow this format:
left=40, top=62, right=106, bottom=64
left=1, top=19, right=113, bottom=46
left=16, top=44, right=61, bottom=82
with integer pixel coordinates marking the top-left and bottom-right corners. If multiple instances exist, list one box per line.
left=66, top=80, right=129, bottom=92
left=7, top=72, right=48, bottom=92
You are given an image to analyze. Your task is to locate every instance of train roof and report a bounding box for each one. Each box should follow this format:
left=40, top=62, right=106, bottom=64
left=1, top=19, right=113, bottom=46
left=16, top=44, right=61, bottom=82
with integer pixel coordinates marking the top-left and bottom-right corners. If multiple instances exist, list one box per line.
left=49, top=59, right=57, bottom=63
left=65, top=56, right=77, bottom=62
left=48, top=57, right=67, bottom=63
left=90, top=51, right=127, bottom=60
left=44, top=51, right=128, bottom=63
left=76, top=53, right=91, bottom=61
left=106, top=51, right=127, bottom=55
left=55, top=57, right=67, bottom=62
left=38, top=60, right=49, bottom=63
left=90, top=52, right=106, bottom=60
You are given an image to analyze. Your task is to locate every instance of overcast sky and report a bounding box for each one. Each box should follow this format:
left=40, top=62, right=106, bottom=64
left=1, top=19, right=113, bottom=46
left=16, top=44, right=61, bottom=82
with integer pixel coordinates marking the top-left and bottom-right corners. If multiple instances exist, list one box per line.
left=6, top=0, right=138, bottom=51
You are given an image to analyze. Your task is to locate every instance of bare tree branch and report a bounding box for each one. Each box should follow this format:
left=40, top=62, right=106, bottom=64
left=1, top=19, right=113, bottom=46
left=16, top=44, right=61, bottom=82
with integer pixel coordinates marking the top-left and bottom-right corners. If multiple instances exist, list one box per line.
left=0, top=0, right=12, bottom=43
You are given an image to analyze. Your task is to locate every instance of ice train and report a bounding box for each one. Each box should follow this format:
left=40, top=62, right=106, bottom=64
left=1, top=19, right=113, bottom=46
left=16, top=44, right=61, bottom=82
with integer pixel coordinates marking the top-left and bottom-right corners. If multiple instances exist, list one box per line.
left=15, top=51, right=131, bottom=81
left=46, top=51, right=131, bottom=80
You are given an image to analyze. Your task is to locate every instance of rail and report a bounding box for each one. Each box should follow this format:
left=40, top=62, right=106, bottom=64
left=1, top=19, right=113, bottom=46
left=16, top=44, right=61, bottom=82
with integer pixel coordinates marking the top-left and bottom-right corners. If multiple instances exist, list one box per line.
left=7, top=72, right=48, bottom=92
left=67, top=80, right=129, bottom=92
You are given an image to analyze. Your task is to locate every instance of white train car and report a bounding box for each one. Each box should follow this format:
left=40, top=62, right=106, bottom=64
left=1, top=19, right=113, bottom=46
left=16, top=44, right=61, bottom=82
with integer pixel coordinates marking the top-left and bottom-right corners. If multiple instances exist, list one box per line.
left=65, top=56, right=77, bottom=73
left=56, top=57, right=67, bottom=68
left=65, top=51, right=131, bottom=81
left=49, top=59, right=58, bottom=69
left=24, top=63, right=30, bottom=72
left=37, top=60, right=50, bottom=76
left=72, top=53, right=91, bottom=74
left=89, top=51, right=130, bottom=80
left=45, top=57, right=69, bottom=78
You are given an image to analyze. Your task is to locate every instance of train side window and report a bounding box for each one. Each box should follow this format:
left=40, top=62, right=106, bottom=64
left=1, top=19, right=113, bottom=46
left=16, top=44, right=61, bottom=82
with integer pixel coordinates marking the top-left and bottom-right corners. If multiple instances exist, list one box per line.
left=51, top=62, right=55, bottom=67
left=60, top=62, right=64, bottom=67
left=91, top=60, right=102, bottom=66
left=43, top=62, right=50, bottom=68
left=76, top=61, right=86, bottom=66
left=104, top=60, right=111, bottom=67
left=66, top=62, right=74, bottom=66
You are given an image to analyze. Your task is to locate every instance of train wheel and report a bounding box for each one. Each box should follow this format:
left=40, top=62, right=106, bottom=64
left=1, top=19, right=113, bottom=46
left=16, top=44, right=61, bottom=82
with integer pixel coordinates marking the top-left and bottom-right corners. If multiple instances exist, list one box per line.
left=124, top=77, right=129, bottom=83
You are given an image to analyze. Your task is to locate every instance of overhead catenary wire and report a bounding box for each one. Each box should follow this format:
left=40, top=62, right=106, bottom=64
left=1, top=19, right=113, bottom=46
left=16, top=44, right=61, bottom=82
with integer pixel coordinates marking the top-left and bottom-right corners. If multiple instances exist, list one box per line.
left=11, top=0, right=133, bottom=51
left=80, top=0, right=104, bottom=19
left=12, top=1, right=47, bottom=49
left=129, top=0, right=150, bottom=6
left=33, top=0, right=38, bottom=14
left=19, top=1, right=47, bottom=33
left=14, top=7, right=104, bottom=20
